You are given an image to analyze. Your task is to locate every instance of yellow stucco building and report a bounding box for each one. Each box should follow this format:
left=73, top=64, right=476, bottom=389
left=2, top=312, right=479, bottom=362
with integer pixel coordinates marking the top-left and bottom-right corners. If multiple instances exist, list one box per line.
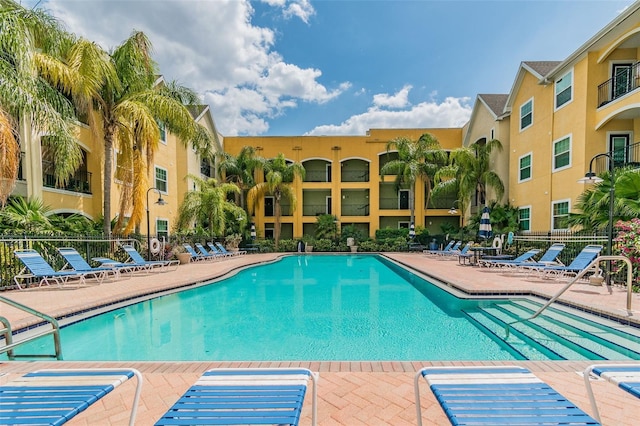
left=9, top=1, right=640, bottom=240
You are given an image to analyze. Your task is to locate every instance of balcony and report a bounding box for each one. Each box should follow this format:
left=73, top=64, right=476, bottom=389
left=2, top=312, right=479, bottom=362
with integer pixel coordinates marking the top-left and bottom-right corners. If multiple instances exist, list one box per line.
left=592, top=141, right=640, bottom=172
left=42, top=161, right=92, bottom=194
left=200, top=160, right=213, bottom=178
left=341, top=203, right=369, bottom=216
left=598, top=62, right=640, bottom=107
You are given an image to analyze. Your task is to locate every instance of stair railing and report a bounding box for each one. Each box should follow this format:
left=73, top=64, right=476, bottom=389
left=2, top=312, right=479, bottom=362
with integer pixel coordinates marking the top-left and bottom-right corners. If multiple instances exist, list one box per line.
left=505, top=255, right=634, bottom=338
left=0, top=295, right=62, bottom=360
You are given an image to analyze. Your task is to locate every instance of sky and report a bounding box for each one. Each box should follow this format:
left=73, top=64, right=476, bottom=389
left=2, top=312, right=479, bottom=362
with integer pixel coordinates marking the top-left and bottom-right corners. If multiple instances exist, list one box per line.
left=22, top=0, right=636, bottom=136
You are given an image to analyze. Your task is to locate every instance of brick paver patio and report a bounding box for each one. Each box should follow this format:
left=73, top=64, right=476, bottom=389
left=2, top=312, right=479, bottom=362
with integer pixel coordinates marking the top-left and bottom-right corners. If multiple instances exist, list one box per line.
left=2, top=252, right=640, bottom=425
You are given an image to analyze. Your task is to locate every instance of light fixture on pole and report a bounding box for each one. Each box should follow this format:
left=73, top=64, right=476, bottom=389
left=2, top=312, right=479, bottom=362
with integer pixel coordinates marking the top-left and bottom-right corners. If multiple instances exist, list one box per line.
left=448, top=200, right=460, bottom=215
left=146, top=187, right=166, bottom=259
left=578, top=151, right=615, bottom=283
left=409, top=222, right=415, bottom=239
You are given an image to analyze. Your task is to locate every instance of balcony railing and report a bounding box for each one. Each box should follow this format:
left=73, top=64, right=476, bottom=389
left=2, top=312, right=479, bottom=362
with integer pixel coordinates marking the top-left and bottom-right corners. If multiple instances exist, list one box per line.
left=427, top=196, right=458, bottom=209
left=593, top=141, right=640, bottom=172
left=200, top=160, right=213, bottom=178
left=341, top=204, right=369, bottom=216
left=42, top=161, right=92, bottom=194
left=598, top=62, right=640, bottom=107
left=303, top=204, right=331, bottom=216
left=303, top=170, right=331, bottom=182
left=341, top=170, right=369, bottom=182
left=379, top=197, right=409, bottom=210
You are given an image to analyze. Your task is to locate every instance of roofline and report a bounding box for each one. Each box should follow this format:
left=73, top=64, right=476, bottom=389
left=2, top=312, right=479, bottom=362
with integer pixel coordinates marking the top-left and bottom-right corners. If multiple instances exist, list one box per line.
left=545, top=1, right=640, bottom=79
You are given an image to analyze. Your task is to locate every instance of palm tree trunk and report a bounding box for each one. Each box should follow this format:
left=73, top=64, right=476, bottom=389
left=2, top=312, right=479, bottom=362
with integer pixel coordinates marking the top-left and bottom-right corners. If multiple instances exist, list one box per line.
left=274, top=192, right=282, bottom=250
left=103, top=123, right=115, bottom=236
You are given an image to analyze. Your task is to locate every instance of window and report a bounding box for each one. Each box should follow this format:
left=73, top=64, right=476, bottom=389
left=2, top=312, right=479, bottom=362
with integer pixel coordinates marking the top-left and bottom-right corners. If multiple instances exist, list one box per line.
left=520, top=98, right=533, bottom=130
left=552, top=200, right=570, bottom=230
left=519, top=153, right=532, bottom=182
left=490, top=128, right=495, bottom=140
left=156, top=219, right=168, bottom=238
left=553, top=136, right=571, bottom=171
left=555, top=70, right=573, bottom=109
left=155, top=166, right=168, bottom=193
left=159, top=122, right=166, bottom=144
left=518, top=207, right=531, bottom=231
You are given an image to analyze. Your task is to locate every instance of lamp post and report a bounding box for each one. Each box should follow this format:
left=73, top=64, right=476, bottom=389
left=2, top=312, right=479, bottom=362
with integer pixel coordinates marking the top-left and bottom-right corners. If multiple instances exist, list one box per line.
left=578, top=152, right=615, bottom=283
left=146, top=187, right=166, bottom=259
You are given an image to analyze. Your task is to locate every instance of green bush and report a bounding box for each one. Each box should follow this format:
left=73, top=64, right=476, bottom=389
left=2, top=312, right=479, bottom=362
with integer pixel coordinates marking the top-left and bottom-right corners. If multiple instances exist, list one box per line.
left=278, top=239, right=298, bottom=252
left=358, top=240, right=380, bottom=252
left=254, top=239, right=275, bottom=253
left=313, top=238, right=334, bottom=252
left=375, top=227, right=408, bottom=240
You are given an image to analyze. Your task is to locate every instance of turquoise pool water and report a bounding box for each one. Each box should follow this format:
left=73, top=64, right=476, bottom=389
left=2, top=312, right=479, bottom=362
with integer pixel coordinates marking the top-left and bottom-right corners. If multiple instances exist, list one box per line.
left=11, top=255, right=640, bottom=361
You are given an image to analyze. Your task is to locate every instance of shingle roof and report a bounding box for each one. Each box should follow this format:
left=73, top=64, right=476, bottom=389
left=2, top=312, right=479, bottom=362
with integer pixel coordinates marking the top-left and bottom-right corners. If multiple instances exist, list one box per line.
left=523, top=61, right=562, bottom=78
left=478, top=94, right=508, bottom=117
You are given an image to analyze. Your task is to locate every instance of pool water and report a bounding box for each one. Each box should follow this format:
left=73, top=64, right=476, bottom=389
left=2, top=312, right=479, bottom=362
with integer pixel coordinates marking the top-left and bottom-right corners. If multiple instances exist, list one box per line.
left=11, top=255, right=640, bottom=361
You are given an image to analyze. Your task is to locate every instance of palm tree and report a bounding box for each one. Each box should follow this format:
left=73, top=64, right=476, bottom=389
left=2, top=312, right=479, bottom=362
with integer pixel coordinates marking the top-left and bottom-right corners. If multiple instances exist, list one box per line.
left=567, top=167, right=640, bottom=231
left=217, top=145, right=265, bottom=212
left=175, top=175, right=242, bottom=238
left=432, top=139, right=504, bottom=220
left=0, top=197, right=55, bottom=233
left=380, top=133, right=447, bottom=226
left=0, top=1, right=84, bottom=206
left=67, top=31, right=214, bottom=235
left=247, top=153, right=305, bottom=249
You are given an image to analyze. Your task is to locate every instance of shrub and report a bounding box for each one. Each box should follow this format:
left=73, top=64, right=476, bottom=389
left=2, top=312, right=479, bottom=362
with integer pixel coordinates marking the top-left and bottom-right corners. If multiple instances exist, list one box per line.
left=614, top=219, right=640, bottom=290
left=278, top=239, right=298, bottom=252
left=375, top=227, right=408, bottom=240
left=313, top=238, right=334, bottom=252
left=358, top=240, right=380, bottom=252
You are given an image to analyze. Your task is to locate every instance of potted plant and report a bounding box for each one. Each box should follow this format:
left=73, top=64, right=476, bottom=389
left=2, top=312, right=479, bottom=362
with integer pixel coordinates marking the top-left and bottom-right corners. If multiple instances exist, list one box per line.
left=224, top=233, right=243, bottom=252
left=171, top=245, right=191, bottom=264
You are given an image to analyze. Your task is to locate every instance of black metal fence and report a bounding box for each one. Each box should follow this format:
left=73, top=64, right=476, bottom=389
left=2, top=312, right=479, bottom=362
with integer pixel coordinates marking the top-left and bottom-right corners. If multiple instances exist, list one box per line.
left=0, top=235, right=142, bottom=290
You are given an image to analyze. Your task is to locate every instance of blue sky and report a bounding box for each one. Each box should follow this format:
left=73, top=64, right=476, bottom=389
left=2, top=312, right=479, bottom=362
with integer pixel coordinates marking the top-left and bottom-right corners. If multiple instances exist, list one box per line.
left=25, top=0, right=635, bottom=136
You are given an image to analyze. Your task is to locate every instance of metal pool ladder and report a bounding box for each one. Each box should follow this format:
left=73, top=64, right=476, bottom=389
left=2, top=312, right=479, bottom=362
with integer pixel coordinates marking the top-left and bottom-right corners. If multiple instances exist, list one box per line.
left=0, top=295, right=62, bottom=360
left=505, top=255, right=634, bottom=338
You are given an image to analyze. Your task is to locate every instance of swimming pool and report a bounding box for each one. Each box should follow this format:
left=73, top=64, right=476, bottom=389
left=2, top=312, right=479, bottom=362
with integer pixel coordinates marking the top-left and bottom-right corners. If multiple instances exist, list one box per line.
left=10, top=254, right=640, bottom=361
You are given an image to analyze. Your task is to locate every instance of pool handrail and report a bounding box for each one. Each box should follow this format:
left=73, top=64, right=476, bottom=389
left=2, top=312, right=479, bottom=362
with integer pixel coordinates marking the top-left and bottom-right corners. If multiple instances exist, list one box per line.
left=505, top=255, right=634, bottom=338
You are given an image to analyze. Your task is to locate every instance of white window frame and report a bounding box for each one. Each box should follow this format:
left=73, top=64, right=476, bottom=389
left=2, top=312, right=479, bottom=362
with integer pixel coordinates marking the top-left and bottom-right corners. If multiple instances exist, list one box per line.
left=552, top=134, right=572, bottom=172
left=518, top=152, right=533, bottom=183
left=554, top=69, right=573, bottom=110
left=519, top=98, right=533, bottom=131
left=159, top=122, right=166, bottom=145
left=155, top=218, right=169, bottom=238
left=154, top=165, right=168, bottom=194
left=518, top=206, right=531, bottom=232
left=551, top=199, right=571, bottom=231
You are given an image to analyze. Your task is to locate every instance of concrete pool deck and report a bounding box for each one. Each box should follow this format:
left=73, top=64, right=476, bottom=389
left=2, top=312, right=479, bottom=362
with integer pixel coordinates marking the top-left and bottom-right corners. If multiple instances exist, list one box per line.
left=1, top=252, right=640, bottom=425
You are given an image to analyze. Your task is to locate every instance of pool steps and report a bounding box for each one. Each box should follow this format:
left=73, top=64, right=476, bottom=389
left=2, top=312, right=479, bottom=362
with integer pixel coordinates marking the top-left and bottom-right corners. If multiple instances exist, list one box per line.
left=463, top=299, right=640, bottom=361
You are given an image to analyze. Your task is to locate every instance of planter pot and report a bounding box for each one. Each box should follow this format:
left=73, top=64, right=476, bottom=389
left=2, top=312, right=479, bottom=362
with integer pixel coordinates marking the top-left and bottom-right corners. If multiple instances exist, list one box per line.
left=350, top=246, right=358, bottom=253
left=305, top=245, right=314, bottom=253
left=176, top=252, right=191, bottom=264
left=589, top=275, right=604, bottom=286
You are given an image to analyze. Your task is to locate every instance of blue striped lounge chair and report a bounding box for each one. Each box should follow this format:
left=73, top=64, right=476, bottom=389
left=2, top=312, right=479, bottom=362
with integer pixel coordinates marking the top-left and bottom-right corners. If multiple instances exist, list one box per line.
left=195, top=243, right=225, bottom=260
left=215, top=241, right=247, bottom=256
left=415, top=366, right=599, bottom=425
left=439, top=241, right=472, bottom=260
left=584, top=364, right=640, bottom=423
left=531, top=244, right=603, bottom=279
left=155, top=368, right=318, bottom=426
left=478, top=248, right=541, bottom=268
left=183, top=244, right=207, bottom=262
left=0, top=368, right=142, bottom=426
left=57, top=247, right=132, bottom=281
left=424, top=241, right=459, bottom=256
left=207, top=242, right=233, bottom=258
left=121, top=244, right=179, bottom=271
left=501, top=243, right=566, bottom=275
left=13, top=249, right=88, bottom=289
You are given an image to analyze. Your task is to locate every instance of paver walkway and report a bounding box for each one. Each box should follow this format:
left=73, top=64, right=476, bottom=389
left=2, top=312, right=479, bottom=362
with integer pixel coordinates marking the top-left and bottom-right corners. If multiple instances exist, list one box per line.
left=2, top=252, right=640, bottom=425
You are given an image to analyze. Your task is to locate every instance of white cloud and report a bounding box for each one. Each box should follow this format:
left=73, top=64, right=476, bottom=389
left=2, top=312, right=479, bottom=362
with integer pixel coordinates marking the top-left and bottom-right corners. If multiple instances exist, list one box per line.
left=40, top=0, right=341, bottom=135
left=305, top=96, right=472, bottom=136
left=372, top=85, right=412, bottom=109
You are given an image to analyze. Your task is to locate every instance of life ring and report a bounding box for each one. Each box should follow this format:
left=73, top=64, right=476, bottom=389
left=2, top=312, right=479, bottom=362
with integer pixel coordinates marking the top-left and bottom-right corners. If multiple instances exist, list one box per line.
left=150, top=238, right=162, bottom=255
